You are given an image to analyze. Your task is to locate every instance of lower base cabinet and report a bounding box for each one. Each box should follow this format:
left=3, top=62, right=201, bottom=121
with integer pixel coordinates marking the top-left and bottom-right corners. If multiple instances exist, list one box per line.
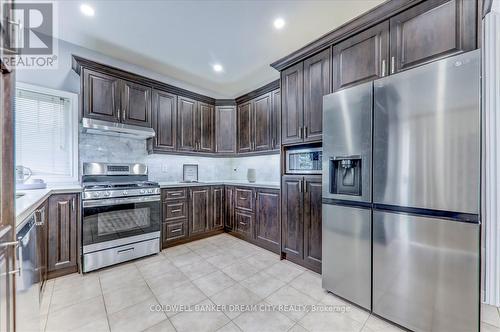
left=47, top=194, right=79, bottom=279
left=281, top=175, right=322, bottom=273
left=255, top=189, right=280, bottom=253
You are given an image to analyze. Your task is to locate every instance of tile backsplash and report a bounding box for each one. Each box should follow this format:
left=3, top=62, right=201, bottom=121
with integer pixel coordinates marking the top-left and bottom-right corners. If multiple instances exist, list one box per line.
left=80, top=133, right=280, bottom=182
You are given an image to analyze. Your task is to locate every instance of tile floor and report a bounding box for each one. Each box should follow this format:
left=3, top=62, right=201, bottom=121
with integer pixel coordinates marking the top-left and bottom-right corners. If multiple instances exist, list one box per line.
left=40, top=233, right=500, bottom=332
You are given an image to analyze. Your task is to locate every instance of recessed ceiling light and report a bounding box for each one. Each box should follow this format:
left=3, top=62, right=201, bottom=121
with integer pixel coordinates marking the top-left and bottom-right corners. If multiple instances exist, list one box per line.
left=80, top=4, right=95, bottom=17
left=213, top=64, right=223, bottom=72
left=273, top=17, right=285, bottom=30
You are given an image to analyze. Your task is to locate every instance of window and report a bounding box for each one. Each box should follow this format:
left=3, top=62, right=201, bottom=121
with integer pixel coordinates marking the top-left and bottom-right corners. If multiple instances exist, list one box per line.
left=15, top=83, right=78, bottom=183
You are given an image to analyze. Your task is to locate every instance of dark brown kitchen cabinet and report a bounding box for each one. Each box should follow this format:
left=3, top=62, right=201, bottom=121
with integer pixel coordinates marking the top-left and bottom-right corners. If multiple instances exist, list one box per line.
left=151, top=89, right=177, bottom=152
left=35, top=201, right=48, bottom=288
left=211, top=186, right=224, bottom=230
left=197, top=102, right=214, bottom=152
left=281, top=175, right=322, bottom=273
left=389, top=0, right=477, bottom=74
left=82, top=69, right=121, bottom=123
left=215, top=105, right=236, bottom=154
left=163, top=220, right=188, bottom=244
left=332, top=22, right=389, bottom=92
left=177, top=96, right=197, bottom=152
left=235, top=209, right=254, bottom=239
left=47, top=194, right=79, bottom=278
left=237, top=101, right=253, bottom=153
left=225, top=186, right=235, bottom=231
left=303, top=48, right=330, bottom=141
left=189, top=187, right=210, bottom=236
left=271, top=89, right=281, bottom=149
left=161, top=188, right=188, bottom=247
left=121, top=80, right=152, bottom=127
left=255, top=189, right=280, bottom=254
left=253, top=93, right=273, bottom=151
left=281, top=63, right=304, bottom=145
left=235, top=187, right=255, bottom=212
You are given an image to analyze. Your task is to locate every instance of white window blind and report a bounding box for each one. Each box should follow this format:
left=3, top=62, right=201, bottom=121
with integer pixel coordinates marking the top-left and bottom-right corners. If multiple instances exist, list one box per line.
left=15, top=84, right=78, bottom=183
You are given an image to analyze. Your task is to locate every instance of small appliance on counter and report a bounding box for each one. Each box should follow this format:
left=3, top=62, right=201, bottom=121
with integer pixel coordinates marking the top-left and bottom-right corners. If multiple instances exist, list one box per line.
left=81, top=162, right=161, bottom=272
left=15, top=165, right=46, bottom=190
left=247, top=168, right=256, bottom=183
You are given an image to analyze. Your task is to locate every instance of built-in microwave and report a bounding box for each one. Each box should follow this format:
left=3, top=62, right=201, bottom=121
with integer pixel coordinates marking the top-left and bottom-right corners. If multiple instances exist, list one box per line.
left=285, top=147, right=322, bottom=174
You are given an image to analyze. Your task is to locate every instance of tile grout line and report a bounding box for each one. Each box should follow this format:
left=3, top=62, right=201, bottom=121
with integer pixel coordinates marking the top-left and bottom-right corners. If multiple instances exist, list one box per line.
left=97, top=273, right=113, bottom=332
left=42, top=280, right=55, bottom=332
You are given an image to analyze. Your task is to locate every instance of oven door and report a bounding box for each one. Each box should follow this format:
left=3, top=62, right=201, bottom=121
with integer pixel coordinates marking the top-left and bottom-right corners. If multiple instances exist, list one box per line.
left=82, top=195, right=161, bottom=251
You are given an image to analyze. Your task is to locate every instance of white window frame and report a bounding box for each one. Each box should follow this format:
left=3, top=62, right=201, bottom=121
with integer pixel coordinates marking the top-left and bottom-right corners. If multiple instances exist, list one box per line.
left=15, top=82, right=79, bottom=184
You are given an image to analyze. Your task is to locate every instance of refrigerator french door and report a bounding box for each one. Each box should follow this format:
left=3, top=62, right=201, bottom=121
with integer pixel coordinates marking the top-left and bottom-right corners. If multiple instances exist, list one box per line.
left=372, top=50, right=480, bottom=332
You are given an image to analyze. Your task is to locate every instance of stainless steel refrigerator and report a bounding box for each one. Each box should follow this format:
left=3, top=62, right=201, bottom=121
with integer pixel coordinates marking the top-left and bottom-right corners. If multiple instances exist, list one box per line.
left=322, top=50, right=480, bottom=332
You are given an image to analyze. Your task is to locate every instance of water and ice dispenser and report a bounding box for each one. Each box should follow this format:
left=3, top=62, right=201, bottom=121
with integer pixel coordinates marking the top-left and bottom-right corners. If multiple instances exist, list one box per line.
left=330, top=156, right=362, bottom=196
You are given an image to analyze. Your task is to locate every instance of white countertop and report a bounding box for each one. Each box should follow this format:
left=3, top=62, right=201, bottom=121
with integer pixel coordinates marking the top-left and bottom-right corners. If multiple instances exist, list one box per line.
left=16, top=184, right=82, bottom=231
left=158, top=180, right=280, bottom=190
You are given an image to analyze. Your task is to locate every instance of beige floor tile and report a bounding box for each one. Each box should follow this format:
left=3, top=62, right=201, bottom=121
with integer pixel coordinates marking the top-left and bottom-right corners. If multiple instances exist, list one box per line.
left=45, top=296, right=107, bottom=332
left=207, top=252, right=240, bottom=269
left=144, top=265, right=190, bottom=291
left=244, top=252, right=280, bottom=271
left=481, top=322, right=500, bottom=332
left=289, top=271, right=328, bottom=301
left=228, top=243, right=260, bottom=259
left=233, top=303, right=295, bottom=332
left=264, top=261, right=305, bottom=283
left=169, top=251, right=206, bottom=268
left=288, top=323, right=309, bottom=332
left=178, top=261, right=218, bottom=280
left=108, top=299, right=167, bottom=332
left=134, top=253, right=168, bottom=269
left=50, top=276, right=102, bottom=312
left=222, top=261, right=261, bottom=281
left=265, top=285, right=316, bottom=321
left=40, top=282, right=54, bottom=316
left=299, top=310, right=363, bottom=332
left=40, top=314, right=48, bottom=332
left=142, top=319, right=177, bottom=332
left=482, top=304, right=500, bottom=328
left=363, top=315, right=405, bottom=332
left=210, top=284, right=262, bottom=319
left=154, top=281, right=207, bottom=317
left=52, top=272, right=99, bottom=292
left=162, top=245, right=192, bottom=259
left=99, top=263, right=145, bottom=293
left=103, top=282, right=155, bottom=314
left=195, top=246, right=226, bottom=259
left=193, top=270, right=236, bottom=297
left=170, top=299, right=230, bottom=332
left=217, top=321, right=243, bottom=332
left=139, top=259, right=185, bottom=282
left=240, top=271, right=286, bottom=299
left=71, top=316, right=110, bottom=332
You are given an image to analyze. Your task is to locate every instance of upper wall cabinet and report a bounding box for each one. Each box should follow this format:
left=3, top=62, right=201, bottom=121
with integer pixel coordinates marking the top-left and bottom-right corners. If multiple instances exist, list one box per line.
left=390, top=0, right=476, bottom=74
left=177, top=97, right=215, bottom=153
left=332, top=22, right=389, bottom=92
left=82, top=68, right=152, bottom=127
left=282, top=48, right=330, bottom=145
left=215, top=105, right=237, bottom=154
left=151, top=89, right=177, bottom=152
left=197, top=102, right=215, bottom=153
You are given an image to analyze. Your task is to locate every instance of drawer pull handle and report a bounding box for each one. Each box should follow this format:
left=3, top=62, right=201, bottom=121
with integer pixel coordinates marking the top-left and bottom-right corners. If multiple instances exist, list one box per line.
left=171, top=209, right=182, bottom=213
left=239, top=221, right=247, bottom=225
left=171, top=228, right=182, bottom=233
left=117, top=247, right=134, bottom=254
left=239, top=197, right=247, bottom=200
left=170, top=193, right=182, bottom=196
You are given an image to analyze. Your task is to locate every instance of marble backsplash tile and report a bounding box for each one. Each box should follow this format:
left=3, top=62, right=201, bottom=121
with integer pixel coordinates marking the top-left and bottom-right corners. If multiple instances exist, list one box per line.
left=80, top=133, right=280, bottom=182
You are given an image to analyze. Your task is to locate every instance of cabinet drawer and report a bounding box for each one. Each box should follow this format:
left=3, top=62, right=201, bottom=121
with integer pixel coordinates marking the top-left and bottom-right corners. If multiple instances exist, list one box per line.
left=163, top=188, right=187, bottom=201
left=235, top=209, right=254, bottom=238
left=163, top=220, right=187, bottom=242
left=164, top=200, right=187, bottom=221
left=235, top=188, right=254, bottom=211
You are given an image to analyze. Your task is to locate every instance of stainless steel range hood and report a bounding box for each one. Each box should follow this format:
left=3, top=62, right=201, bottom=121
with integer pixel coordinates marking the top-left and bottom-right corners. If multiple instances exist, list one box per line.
left=81, top=118, right=155, bottom=140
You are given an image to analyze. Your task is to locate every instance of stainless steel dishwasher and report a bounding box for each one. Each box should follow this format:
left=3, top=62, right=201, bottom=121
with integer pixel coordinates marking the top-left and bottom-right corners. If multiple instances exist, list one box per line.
left=15, top=213, right=40, bottom=331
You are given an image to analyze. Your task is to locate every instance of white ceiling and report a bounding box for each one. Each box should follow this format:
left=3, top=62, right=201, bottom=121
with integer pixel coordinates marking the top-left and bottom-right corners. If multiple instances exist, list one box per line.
left=56, top=0, right=385, bottom=98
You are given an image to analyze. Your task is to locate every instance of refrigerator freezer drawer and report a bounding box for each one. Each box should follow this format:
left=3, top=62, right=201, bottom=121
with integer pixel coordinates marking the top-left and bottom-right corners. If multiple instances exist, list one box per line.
left=322, top=204, right=371, bottom=310
left=373, top=50, right=480, bottom=214
left=373, top=210, right=479, bottom=332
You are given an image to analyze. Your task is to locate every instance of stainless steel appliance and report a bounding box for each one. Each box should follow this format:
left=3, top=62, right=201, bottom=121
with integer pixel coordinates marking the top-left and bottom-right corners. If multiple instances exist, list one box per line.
left=285, top=147, right=322, bottom=174
left=322, top=50, right=481, bottom=332
left=82, top=162, right=161, bottom=272
left=81, top=118, right=155, bottom=139
left=16, top=214, right=40, bottom=332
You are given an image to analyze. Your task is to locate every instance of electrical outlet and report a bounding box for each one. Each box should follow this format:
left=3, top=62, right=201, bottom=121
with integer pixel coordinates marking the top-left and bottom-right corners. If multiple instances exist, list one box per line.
left=162, top=164, right=168, bottom=173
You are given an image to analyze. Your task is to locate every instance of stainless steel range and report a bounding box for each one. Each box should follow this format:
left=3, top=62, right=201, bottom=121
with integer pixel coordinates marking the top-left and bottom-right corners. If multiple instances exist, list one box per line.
left=81, top=162, right=161, bottom=272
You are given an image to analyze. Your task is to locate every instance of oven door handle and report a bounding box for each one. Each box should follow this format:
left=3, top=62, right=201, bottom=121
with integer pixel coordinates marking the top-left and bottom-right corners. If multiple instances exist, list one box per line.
left=82, top=195, right=161, bottom=208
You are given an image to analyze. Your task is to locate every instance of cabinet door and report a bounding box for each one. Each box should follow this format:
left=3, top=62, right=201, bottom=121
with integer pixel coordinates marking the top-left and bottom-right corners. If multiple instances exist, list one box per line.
left=82, top=69, right=121, bottom=122
left=197, top=102, right=215, bottom=152
left=237, top=101, right=253, bottom=153
left=121, top=80, right=152, bottom=127
left=215, top=105, right=236, bottom=154
left=271, top=89, right=281, bottom=149
left=235, top=209, right=254, bottom=239
left=48, top=194, right=78, bottom=276
left=281, top=175, right=304, bottom=261
left=281, top=62, right=304, bottom=144
left=152, top=89, right=177, bottom=151
left=332, top=21, right=389, bottom=92
left=303, top=176, right=322, bottom=273
left=162, top=220, right=188, bottom=247
left=177, top=96, right=197, bottom=151
left=390, top=0, right=476, bottom=73
left=304, top=48, right=330, bottom=142
left=211, top=186, right=224, bottom=230
left=189, top=187, right=210, bottom=235
left=235, top=188, right=254, bottom=212
left=253, top=93, right=272, bottom=151
left=255, top=189, right=280, bottom=253
left=36, top=201, right=48, bottom=286
left=225, top=186, right=235, bottom=230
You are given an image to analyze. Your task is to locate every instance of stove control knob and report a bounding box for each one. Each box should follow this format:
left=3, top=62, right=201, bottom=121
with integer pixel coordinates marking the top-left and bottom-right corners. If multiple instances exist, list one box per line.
left=122, top=190, right=128, bottom=196
left=93, top=192, right=101, bottom=198
left=148, top=189, right=154, bottom=194
left=104, top=191, right=111, bottom=197
left=140, top=189, right=146, bottom=194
